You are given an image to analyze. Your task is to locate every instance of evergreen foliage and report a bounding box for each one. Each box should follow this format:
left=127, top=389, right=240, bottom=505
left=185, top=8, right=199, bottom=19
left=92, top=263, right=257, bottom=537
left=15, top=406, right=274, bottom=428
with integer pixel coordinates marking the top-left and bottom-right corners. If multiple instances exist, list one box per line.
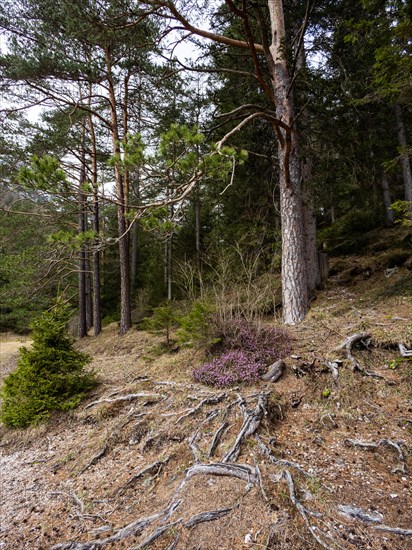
left=140, top=302, right=178, bottom=348
left=0, top=301, right=97, bottom=428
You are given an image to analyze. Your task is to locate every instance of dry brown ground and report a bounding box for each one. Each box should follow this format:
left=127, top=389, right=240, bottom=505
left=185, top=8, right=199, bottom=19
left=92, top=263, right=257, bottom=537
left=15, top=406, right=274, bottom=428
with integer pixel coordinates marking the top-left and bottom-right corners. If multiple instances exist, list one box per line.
left=0, top=262, right=411, bottom=550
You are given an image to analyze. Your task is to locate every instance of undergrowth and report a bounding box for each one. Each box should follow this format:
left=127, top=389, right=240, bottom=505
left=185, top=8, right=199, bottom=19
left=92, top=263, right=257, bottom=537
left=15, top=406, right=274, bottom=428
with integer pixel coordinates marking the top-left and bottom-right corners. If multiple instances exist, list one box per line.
left=0, top=301, right=97, bottom=428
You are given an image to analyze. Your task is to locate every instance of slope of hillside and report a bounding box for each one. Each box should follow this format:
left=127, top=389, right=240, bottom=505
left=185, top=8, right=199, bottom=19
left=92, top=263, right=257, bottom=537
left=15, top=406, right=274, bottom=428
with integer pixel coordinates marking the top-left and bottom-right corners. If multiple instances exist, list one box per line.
left=0, top=255, right=411, bottom=549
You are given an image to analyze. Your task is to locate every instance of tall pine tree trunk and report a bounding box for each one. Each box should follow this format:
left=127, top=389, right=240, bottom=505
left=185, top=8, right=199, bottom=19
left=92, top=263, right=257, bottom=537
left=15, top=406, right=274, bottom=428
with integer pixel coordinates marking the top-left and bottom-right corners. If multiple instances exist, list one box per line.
left=394, top=104, right=412, bottom=205
left=293, top=30, right=321, bottom=293
left=106, top=46, right=132, bottom=334
left=381, top=171, right=394, bottom=227
left=268, top=0, right=308, bottom=323
left=78, top=141, right=87, bottom=338
left=88, top=107, right=102, bottom=336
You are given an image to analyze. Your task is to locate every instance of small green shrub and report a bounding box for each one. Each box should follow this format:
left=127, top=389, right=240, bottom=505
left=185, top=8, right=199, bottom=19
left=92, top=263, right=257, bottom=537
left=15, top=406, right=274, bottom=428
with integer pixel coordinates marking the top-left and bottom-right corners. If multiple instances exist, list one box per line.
left=140, top=302, right=179, bottom=347
left=0, top=301, right=97, bottom=428
left=177, top=300, right=218, bottom=348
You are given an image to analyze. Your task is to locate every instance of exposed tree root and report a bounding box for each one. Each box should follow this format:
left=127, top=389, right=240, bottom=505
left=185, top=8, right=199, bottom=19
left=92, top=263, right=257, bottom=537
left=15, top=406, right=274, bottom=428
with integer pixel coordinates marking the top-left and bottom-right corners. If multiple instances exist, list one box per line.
left=282, top=470, right=335, bottom=550
left=136, top=519, right=183, bottom=549
left=337, top=333, right=388, bottom=379
left=326, top=360, right=341, bottom=384
left=261, top=360, right=285, bottom=382
left=84, top=393, right=164, bottom=410
left=78, top=443, right=108, bottom=476
left=337, top=504, right=383, bottom=523
left=338, top=505, right=412, bottom=537
left=182, top=462, right=259, bottom=488
left=185, top=506, right=235, bottom=528
left=255, top=435, right=310, bottom=476
left=117, top=458, right=169, bottom=495
left=175, top=393, right=226, bottom=424
left=208, top=421, right=229, bottom=457
left=49, top=492, right=85, bottom=515
left=222, top=392, right=268, bottom=462
left=399, top=343, right=412, bottom=358
left=373, top=525, right=412, bottom=536
left=344, top=438, right=406, bottom=461
left=50, top=511, right=163, bottom=549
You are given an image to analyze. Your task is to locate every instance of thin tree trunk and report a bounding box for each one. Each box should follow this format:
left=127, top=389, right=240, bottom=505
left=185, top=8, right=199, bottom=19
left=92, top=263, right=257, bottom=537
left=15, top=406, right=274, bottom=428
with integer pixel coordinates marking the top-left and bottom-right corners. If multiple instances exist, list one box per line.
left=85, top=252, right=92, bottom=331
left=394, top=103, right=412, bottom=204
left=381, top=171, right=394, bottom=227
left=106, top=46, right=132, bottom=334
left=78, top=137, right=87, bottom=339
left=268, top=0, right=308, bottom=324
left=195, top=183, right=202, bottom=286
left=88, top=104, right=102, bottom=336
left=293, top=31, right=321, bottom=292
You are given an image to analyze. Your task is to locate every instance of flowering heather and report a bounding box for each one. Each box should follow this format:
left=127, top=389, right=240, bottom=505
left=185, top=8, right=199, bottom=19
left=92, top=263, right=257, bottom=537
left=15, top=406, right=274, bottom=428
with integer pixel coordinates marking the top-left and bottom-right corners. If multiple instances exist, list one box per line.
left=193, top=318, right=291, bottom=387
left=221, top=318, right=291, bottom=362
left=192, top=350, right=266, bottom=387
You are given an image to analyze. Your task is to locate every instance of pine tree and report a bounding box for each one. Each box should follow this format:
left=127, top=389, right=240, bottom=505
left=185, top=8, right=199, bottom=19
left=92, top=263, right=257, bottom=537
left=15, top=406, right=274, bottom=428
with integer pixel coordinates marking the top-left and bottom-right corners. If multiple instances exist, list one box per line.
left=0, top=300, right=97, bottom=428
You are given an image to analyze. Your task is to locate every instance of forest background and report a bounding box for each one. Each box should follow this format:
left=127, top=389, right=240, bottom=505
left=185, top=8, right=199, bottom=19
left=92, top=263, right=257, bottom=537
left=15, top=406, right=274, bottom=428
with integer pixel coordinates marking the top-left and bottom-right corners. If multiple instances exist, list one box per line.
left=0, top=0, right=411, bottom=337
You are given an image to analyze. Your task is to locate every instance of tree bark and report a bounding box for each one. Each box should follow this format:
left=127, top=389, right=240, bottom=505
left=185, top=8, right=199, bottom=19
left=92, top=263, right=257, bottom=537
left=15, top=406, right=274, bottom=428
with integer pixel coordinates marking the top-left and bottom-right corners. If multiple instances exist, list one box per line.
left=294, top=36, right=321, bottom=293
left=268, top=0, right=308, bottom=323
left=394, top=103, right=412, bottom=204
left=88, top=106, right=102, bottom=336
left=85, top=252, right=92, bottom=332
left=381, top=171, right=394, bottom=227
left=78, top=143, right=87, bottom=339
left=106, top=46, right=132, bottom=334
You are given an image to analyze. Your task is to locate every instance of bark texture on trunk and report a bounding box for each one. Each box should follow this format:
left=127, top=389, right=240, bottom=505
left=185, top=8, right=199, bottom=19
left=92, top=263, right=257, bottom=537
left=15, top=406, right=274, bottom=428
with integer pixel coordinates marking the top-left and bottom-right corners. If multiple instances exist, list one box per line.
left=381, top=171, right=394, bottom=227
left=268, top=0, right=308, bottom=324
left=78, top=127, right=88, bottom=339
left=88, top=95, right=102, bottom=336
left=294, top=20, right=320, bottom=293
left=395, top=103, right=412, bottom=204
left=106, top=47, right=132, bottom=334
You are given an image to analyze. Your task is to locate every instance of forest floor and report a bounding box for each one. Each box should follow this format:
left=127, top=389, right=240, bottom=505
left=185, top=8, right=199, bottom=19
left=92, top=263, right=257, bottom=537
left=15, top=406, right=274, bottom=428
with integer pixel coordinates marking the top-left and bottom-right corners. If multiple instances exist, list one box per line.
left=1, top=251, right=412, bottom=549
